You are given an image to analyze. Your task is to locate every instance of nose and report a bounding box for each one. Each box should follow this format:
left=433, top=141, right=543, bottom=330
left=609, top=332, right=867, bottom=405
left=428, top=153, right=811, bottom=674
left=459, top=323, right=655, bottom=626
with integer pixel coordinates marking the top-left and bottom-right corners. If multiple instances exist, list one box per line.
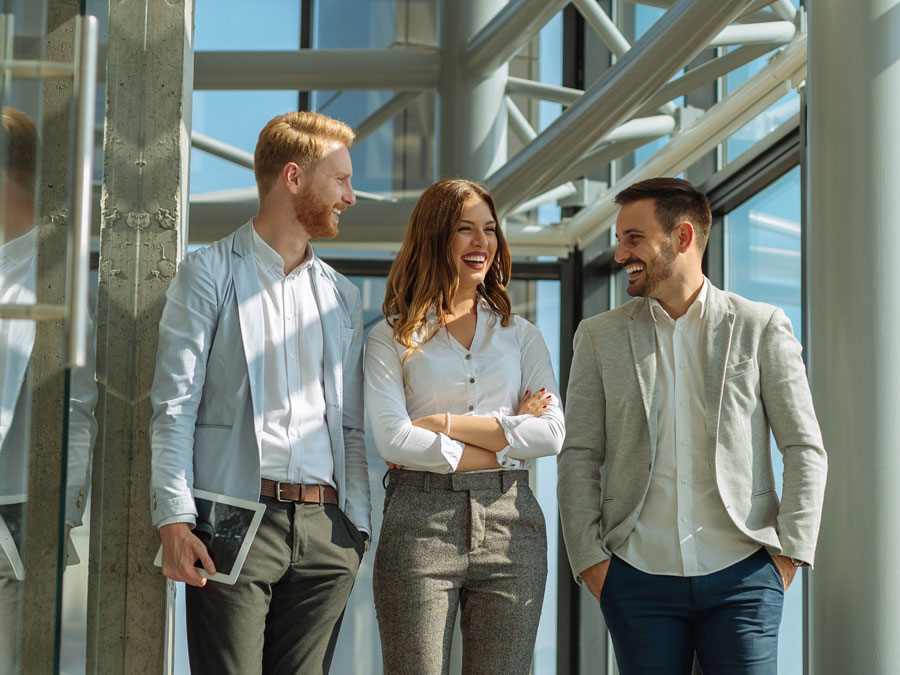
left=472, top=228, right=487, bottom=247
left=614, top=240, right=628, bottom=264
left=344, top=179, right=356, bottom=206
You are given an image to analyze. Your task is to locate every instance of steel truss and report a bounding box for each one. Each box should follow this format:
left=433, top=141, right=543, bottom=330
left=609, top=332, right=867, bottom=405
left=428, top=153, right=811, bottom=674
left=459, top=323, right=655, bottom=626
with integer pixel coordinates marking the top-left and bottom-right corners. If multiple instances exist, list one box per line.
left=187, top=0, right=806, bottom=254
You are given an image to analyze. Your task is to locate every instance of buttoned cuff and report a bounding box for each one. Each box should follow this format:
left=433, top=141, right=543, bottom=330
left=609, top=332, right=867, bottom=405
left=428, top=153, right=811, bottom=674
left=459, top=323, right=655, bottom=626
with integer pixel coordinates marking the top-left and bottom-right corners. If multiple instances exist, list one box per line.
left=495, top=445, right=524, bottom=469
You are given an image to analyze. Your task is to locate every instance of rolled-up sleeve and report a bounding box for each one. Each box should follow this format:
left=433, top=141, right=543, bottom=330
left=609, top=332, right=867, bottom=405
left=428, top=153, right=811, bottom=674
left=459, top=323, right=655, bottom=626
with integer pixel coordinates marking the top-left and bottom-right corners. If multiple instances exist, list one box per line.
left=490, top=321, right=565, bottom=460
left=364, top=322, right=465, bottom=472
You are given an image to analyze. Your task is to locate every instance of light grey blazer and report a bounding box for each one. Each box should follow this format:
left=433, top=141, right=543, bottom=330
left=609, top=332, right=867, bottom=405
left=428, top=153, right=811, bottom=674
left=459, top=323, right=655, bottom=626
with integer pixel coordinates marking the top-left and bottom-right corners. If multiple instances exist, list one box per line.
left=558, top=283, right=827, bottom=581
left=150, top=221, right=371, bottom=533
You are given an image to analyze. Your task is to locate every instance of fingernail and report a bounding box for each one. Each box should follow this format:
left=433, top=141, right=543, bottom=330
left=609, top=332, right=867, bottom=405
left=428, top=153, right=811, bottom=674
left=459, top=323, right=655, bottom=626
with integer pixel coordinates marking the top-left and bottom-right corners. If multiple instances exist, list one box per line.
left=539, top=388, right=546, bottom=392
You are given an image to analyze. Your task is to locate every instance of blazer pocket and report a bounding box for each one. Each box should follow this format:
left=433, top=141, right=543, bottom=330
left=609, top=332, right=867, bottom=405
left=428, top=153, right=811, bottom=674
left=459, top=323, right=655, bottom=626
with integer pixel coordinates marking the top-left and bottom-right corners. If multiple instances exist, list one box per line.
left=725, top=358, right=756, bottom=379
left=195, top=423, right=233, bottom=430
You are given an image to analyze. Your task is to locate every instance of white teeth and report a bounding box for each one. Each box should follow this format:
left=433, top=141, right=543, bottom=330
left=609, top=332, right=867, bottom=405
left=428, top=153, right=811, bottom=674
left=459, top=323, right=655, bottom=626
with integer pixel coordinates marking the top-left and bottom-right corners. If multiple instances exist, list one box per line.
left=625, top=264, right=644, bottom=274
left=462, top=254, right=486, bottom=262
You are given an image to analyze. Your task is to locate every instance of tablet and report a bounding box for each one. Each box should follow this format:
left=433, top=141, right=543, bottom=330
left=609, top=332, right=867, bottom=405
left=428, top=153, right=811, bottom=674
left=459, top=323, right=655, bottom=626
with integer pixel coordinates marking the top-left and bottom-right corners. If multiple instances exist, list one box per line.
left=153, top=489, right=266, bottom=585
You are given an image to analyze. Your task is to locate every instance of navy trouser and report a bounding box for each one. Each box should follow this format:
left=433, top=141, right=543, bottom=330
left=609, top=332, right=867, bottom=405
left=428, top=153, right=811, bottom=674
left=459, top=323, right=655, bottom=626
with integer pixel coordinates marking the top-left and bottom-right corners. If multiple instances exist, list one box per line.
left=600, top=549, right=784, bottom=675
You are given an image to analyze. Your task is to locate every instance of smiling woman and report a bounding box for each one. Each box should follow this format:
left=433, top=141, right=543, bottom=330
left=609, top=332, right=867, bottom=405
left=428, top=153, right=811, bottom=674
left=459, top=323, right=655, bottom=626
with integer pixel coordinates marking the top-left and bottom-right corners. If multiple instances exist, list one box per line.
left=363, top=178, right=565, bottom=675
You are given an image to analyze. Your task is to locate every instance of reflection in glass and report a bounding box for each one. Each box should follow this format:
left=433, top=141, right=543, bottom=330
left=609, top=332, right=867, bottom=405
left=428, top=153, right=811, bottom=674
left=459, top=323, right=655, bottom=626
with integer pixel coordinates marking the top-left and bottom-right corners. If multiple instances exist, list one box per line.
left=1, top=100, right=98, bottom=673
left=724, top=166, right=803, bottom=673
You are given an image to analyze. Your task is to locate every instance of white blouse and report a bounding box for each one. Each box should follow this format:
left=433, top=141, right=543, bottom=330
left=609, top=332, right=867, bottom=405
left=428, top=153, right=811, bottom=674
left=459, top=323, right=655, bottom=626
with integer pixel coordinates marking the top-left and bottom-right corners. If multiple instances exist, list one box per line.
left=364, top=299, right=565, bottom=473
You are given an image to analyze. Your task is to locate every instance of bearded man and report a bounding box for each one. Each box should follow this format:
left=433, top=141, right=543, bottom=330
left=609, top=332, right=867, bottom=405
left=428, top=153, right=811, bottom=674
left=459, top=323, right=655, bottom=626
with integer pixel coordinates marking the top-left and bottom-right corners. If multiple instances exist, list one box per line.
left=150, top=111, right=370, bottom=674
left=558, top=177, right=827, bottom=674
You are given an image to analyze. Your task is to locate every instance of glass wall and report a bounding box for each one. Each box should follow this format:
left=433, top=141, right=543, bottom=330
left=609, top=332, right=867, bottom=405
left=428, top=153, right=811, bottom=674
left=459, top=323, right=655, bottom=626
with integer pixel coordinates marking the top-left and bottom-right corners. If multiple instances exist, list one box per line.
left=723, top=166, right=803, bottom=673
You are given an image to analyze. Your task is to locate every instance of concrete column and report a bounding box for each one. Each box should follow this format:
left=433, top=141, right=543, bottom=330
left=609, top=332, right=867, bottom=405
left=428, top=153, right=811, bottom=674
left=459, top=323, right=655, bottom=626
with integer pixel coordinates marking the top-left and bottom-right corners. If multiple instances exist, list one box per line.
left=87, top=0, right=193, bottom=672
left=21, top=2, right=77, bottom=673
left=438, top=0, right=508, bottom=180
left=807, top=1, right=900, bottom=672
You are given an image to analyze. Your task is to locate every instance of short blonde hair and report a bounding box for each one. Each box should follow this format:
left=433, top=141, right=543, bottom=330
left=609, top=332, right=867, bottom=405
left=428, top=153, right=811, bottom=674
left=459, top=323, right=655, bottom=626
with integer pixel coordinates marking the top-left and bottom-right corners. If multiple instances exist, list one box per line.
left=1, top=107, right=38, bottom=192
left=253, top=111, right=355, bottom=197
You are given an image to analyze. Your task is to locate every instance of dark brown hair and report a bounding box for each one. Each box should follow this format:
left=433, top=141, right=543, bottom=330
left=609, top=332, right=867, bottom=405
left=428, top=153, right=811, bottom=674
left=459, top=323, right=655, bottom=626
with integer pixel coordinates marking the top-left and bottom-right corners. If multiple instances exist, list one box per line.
left=383, top=179, right=512, bottom=356
left=615, top=177, right=712, bottom=252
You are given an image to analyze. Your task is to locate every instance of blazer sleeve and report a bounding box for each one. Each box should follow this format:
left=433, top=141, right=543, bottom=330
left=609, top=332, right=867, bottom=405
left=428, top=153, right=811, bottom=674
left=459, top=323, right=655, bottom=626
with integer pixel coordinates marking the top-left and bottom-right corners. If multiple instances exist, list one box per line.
left=339, top=286, right=372, bottom=534
left=558, top=322, right=610, bottom=582
left=149, top=250, right=221, bottom=527
left=759, top=307, right=828, bottom=566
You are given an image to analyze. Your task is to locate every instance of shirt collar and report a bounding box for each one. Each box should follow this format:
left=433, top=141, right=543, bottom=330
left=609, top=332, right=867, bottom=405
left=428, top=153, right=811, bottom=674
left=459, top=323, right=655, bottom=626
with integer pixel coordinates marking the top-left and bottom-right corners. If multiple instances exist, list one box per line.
left=251, top=222, right=315, bottom=276
left=649, top=276, right=709, bottom=324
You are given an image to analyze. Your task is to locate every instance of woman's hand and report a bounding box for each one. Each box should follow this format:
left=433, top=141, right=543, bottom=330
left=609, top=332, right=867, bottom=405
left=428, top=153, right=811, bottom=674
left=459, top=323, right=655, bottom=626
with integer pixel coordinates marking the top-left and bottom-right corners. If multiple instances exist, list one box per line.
left=386, top=461, right=403, bottom=470
left=517, top=388, right=552, bottom=417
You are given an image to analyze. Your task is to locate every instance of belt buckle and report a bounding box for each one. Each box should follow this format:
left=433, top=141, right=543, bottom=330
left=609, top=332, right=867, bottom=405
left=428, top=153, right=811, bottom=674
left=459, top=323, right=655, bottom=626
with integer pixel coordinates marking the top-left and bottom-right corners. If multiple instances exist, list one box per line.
left=274, top=481, right=291, bottom=503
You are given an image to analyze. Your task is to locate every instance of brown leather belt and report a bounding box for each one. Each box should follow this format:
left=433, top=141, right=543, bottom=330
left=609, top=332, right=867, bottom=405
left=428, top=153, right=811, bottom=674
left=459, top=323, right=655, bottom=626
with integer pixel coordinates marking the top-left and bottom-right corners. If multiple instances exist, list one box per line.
left=260, top=478, right=338, bottom=505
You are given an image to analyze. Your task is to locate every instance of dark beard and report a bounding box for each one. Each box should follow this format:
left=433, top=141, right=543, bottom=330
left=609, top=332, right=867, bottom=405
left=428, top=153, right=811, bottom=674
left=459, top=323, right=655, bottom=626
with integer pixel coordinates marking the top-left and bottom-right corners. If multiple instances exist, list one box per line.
left=625, top=236, right=676, bottom=297
left=294, top=184, right=337, bottom=239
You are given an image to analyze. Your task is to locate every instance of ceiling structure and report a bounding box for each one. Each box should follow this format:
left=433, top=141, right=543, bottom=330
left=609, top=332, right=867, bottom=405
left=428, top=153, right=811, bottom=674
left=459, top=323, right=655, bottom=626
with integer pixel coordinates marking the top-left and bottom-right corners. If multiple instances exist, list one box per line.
left=185, top=0, right=806, bottom=257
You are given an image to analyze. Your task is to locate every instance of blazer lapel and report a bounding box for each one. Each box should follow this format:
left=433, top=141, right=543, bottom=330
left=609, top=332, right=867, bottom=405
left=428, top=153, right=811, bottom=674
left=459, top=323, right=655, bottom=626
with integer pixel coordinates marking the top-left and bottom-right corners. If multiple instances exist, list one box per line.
left=231, top=223, right=266, bottom=428
left=703, top=285, right=736, bottom=465
left=629, top=300, right=659, bottom=458
left=310, top=260, right=341, bottom=408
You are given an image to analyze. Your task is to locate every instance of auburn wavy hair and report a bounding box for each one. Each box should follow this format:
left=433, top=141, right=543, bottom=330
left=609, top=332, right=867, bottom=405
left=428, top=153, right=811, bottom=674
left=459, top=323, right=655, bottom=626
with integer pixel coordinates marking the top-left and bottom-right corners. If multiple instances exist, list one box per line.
left=383, top=179, right=512, bottom=357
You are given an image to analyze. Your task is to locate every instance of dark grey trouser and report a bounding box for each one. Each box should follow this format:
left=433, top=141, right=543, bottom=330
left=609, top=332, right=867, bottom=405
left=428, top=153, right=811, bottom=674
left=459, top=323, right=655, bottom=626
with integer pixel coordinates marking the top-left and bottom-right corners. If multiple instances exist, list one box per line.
left=186, top=498, right=364, bottom=675
left=373, top=469, right=547, bottom=675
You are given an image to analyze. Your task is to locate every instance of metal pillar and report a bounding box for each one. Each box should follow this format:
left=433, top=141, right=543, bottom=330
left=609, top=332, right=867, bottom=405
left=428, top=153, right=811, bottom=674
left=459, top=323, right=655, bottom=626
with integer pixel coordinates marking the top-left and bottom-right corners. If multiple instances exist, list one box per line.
left=87, top=0, right=194, bottom=671
left=438, top=0, right=508, bottom=180
left=807, top=1, right=900, bottom=672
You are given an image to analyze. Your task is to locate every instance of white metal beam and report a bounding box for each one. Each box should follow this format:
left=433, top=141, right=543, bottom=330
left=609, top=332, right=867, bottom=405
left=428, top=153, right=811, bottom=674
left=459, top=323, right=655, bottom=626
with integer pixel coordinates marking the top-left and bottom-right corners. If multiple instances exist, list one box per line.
left=548, top=33, right=807, bottom=249
left=571, top=0, right=677, bottom=116
left=191, top=131, right=253, bottom=169
left=485, top=0, right=750, bottom=216
left=354, top=91, right=423, bottom=143
left=506, top=76, right=583, bottom=105
left=461, top=0, right=570, bottom=77
left=707, top=21, right=795, bottom=48
left=635, top=43, right=774, bottom=115
left=193, top=49, right=441, bottom=90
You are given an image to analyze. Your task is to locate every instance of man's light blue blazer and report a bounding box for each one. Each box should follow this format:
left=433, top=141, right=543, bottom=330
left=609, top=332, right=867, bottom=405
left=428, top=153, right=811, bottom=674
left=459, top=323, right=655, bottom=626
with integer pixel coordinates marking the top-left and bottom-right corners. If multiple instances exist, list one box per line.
left=149, top=221, right=371, bottom=534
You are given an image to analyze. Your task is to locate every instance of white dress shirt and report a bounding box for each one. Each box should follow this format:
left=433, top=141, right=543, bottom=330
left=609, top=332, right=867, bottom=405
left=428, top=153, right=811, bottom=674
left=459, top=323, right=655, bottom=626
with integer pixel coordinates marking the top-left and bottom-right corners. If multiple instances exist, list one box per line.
left=365, top=299, right=565, bottom=473
left=0, top=228, right=97, bottom=527
left=252, top=226, right=334, bottom=487
left=618, top=278, right=758, bottom=576
left=0, top=230, right=36, bottom=444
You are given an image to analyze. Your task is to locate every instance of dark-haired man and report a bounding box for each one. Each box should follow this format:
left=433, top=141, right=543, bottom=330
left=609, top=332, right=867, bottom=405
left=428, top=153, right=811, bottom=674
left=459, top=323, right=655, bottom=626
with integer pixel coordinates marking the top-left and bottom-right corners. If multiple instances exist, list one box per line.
left=558, top=177, right=827, bottom=673
left=150, top=111, right=370, bottom=674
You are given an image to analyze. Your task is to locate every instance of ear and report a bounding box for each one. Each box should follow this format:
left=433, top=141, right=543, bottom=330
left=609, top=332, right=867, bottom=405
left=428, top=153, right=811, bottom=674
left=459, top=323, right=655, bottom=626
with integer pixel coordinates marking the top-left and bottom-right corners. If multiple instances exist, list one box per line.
left=675, top=221, right=695, bottom=253
left=281, top=161, right=305, bottom=195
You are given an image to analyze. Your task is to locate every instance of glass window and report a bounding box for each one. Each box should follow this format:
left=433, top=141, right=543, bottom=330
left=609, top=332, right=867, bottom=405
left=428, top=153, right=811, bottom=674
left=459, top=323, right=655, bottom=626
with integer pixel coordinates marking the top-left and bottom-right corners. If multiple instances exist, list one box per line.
left=724, top=166, right=803, bottom=674
left=194, top=0, right=301, bottom=51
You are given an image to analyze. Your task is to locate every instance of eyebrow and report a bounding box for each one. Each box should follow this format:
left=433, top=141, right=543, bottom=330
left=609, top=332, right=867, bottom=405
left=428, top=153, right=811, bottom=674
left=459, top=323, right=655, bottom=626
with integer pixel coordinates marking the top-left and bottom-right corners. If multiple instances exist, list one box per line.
left=458, top=218, right=496, bottom=225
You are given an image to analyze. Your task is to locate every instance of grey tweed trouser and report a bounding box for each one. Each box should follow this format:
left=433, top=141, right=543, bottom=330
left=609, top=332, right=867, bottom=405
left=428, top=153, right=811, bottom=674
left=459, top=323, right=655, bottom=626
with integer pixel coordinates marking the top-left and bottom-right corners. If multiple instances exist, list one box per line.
left=373, top=469, right=547, bottom=675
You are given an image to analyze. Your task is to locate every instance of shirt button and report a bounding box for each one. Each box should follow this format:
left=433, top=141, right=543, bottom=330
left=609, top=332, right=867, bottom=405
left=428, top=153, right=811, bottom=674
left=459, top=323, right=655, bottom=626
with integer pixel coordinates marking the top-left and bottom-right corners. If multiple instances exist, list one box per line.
left=681, top=439, right=687, bottom=445
left=465, top=354, right=472, bottom=360
left=677, top=326, right=683, bottom=332
left=681, top=478, right=688, bottom=483
left=289, top=353, right=295, bottom=358
left=681, top=516, right=688, bottom=523
left=469, top=377, right=475, bottom=384
left=680, top=401, right=686, bottom=407
left=679, top=362, right=685, bottom=369
left=468, top=405, right=474, bottom=411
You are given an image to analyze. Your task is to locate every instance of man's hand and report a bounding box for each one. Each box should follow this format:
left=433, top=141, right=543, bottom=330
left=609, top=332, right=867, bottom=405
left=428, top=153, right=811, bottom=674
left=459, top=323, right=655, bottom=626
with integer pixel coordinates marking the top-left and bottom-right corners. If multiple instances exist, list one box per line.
left=580, top=559, right=611, bottom=603
left=159, top=522, right=216, bottom=587
left=770, top=554, right=799, bottom=591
